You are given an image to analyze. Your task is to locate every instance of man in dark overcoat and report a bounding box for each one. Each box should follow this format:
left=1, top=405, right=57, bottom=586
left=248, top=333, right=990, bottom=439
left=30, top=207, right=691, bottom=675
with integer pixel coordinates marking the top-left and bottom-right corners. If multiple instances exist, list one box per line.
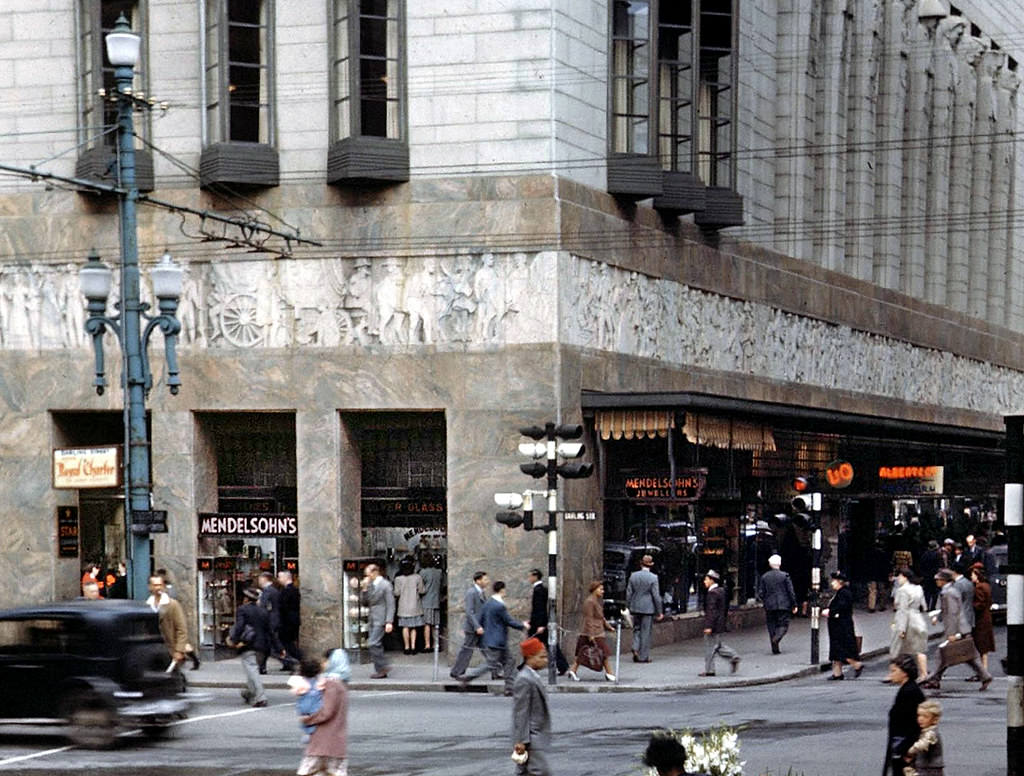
left=757, top=554, right=797, bottom=654
left=700, top=570, right=740, bottom=676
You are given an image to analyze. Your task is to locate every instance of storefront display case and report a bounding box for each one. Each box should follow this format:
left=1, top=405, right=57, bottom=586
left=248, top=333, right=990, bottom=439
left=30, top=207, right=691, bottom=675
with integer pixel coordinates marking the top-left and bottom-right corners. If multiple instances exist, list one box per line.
left=342, top=557, right=380, bottom=664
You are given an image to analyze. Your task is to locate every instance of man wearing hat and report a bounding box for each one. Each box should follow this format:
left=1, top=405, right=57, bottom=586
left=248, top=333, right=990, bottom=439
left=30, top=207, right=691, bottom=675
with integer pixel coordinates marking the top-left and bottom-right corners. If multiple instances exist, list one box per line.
left=227, top=587, right=279, bottom=707
left=920, top=568, right=991, bottom=690
left=626, top=554, right=664, bottom=663
left=757, top=554, right=798, bottom=654
left=700, top=570, right=740, bottom=676
left=918, top=539, right=943, bottom=610
left=511, top=637, right=551, bottom=776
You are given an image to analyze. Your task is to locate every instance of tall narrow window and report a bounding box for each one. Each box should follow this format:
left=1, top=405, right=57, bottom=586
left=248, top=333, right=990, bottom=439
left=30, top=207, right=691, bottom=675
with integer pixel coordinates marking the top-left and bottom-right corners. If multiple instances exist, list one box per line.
left=610, top=0, right=652, bottom=154
left=657, top=2, right=693, bottom=172
left=328, top=0, right=408, bottom=184
left=205, top=0, right=274, bottom=145
left=691, top=0, right=741, bottom=227
left=75, top=1, right=154, bottom=191
left=696, top=0, right=735, bottom=188
left=200, top=0, right=279, bottom=187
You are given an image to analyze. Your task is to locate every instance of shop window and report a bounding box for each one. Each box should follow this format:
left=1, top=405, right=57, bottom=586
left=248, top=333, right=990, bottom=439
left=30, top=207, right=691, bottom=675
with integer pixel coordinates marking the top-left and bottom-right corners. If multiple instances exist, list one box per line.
left=200, top=0, right=279, bottom=187
left=327, top=0, right=409, bottom=184
left=74, top=0, right=154, bottom=192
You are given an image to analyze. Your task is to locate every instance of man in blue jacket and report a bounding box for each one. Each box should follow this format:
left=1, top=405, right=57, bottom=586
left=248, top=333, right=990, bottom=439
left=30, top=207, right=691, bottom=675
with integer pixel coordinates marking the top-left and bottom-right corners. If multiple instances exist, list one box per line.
left=459, top=580, right=528, bottom=694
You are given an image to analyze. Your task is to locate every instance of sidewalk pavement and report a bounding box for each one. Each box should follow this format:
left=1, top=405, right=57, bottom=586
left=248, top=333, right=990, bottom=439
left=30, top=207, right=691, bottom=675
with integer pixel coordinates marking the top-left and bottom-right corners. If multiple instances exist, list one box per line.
left=188, top=608, right=939, bottom=695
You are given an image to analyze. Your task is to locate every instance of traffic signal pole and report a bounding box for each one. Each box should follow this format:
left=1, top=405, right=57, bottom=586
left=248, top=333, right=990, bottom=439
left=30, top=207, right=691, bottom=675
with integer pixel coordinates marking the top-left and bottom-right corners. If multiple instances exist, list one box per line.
left=545, top=423, right=559, bottom=687
left=1005, top=415, right=1024, bottom=776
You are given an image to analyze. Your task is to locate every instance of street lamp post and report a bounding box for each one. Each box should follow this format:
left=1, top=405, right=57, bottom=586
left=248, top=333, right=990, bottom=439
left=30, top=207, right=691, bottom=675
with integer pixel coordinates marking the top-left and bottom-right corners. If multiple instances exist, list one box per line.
left=79, top=14, right=182, bottom=601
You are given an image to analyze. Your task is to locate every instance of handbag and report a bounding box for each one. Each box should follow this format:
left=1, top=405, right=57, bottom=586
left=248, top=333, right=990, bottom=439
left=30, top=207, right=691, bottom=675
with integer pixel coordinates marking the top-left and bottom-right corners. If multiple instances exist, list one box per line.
left=575, top=636, right=604, bottom=672
left=239, top=623, right=257, bottom=646
left=939, top=635, right=979, bottom=666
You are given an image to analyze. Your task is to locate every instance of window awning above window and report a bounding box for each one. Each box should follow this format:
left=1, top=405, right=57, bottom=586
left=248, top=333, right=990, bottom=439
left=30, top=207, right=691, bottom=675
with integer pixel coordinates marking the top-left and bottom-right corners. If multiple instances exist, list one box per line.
left=682, top=413, right=776, bottom=452
left=595, top=410, right=675, bottom=440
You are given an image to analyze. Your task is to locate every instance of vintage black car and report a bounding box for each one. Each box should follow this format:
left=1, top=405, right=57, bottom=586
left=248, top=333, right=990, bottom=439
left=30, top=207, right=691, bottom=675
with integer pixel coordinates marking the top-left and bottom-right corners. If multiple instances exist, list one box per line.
left=0, top=599, right=191, bottom=747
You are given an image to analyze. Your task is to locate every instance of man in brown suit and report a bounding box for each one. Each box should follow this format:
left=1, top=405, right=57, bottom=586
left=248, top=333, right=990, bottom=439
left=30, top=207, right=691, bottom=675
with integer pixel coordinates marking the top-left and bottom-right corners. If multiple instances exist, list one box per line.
left=147, top=574, right=188, bottom=668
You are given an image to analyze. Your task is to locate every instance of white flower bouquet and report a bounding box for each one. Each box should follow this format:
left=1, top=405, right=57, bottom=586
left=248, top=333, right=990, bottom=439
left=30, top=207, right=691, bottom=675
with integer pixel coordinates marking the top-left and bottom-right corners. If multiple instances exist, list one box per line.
left=642, top=726, right=745, bottom=776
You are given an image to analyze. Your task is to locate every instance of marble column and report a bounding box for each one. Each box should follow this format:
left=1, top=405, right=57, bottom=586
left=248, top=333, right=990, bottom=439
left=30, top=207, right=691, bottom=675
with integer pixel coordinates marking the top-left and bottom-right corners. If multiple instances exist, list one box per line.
left=1002, top=70, right=1023, bottom=332
left=946, top=36, right=985, bottom=312
left=774, top=0, right=817, bottom=261
left=966, top=50, right=1000, bottom=321
left=900, top=4, right=929, bottom=299
left=872, top=0, right=912, bottom=290
left=813, top=0, right=849, bottom=272
left=988, top=62, right=1018, bottom=327
left=923, top=16, right=964, bottom=307
left=296, top=410, right=356, bottom=652
left=844, top=0, right=881, bottom=282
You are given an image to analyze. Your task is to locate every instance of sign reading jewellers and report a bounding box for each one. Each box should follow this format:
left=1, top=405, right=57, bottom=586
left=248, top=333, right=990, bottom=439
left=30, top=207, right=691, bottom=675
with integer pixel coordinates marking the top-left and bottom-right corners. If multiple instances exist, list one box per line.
left=197, top=512, right=298, bottom=538
left=622, top=469, right=708, bottom=502
left=877, top=466, right=944, bottom=495
left=53, top=446, right=121, bottom=489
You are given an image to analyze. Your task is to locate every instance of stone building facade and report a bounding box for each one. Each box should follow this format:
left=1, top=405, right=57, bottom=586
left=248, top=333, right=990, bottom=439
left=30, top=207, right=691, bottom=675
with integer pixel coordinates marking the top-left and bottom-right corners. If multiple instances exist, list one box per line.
left=0, top=0, right=1021, bottom=654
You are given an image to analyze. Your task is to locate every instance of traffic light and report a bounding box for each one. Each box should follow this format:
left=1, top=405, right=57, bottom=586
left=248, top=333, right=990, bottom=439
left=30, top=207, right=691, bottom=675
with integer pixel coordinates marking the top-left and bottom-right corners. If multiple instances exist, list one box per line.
left=518, top=423, right=594, bottom=480
left=495, top=511, right=524, bottom=528
left=494, top=492, right=535, bottom=531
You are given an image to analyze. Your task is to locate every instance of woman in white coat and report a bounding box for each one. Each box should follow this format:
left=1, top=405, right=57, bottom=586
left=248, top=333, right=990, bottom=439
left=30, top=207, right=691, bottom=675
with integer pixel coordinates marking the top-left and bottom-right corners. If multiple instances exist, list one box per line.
left=890, top=567, right=929, bottom=679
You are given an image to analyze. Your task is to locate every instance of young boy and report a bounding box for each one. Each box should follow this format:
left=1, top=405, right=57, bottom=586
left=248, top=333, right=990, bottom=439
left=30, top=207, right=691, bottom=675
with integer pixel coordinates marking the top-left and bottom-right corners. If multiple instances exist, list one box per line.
left=903, top=699, right=944, bottom=776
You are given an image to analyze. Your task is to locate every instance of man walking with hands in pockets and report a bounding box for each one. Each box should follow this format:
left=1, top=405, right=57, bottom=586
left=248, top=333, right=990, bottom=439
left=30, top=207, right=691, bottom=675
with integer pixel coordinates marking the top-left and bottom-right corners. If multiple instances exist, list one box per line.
left=450, top=571, right=489, bottom=680
left=626, top=554, right=663, bottom=663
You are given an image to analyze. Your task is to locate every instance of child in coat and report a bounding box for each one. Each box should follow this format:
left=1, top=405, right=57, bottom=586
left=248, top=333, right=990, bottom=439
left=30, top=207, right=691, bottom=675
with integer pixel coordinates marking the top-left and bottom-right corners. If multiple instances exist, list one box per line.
left=903, top=699, right=944, bottom=776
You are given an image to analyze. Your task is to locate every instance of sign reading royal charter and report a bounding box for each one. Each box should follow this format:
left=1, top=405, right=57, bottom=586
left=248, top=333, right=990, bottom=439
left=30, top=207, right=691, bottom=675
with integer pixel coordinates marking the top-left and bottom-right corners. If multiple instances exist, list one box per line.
left=52, top=447, right=121, bottom=489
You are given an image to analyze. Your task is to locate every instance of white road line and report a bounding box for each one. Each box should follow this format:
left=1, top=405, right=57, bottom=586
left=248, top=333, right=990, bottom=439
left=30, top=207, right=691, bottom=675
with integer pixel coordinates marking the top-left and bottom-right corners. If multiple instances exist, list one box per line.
left=168, top=702, right=292, bottom=726
left=0, top=745, right=73, bottom=767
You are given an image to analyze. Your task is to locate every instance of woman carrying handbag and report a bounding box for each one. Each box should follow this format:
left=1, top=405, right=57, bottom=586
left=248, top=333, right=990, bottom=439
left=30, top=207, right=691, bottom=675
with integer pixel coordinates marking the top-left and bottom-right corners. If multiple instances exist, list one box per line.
left=567, top=581, right=616, bottom=682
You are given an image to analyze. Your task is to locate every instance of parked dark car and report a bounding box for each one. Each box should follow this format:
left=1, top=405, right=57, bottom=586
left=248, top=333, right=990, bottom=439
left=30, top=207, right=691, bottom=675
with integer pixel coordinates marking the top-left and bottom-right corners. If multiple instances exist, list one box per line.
left=989, top=544, right=1008, bottom=622
left=603, top=542, right=661, bottom=603
left=0, top=599, right=192, bottom=747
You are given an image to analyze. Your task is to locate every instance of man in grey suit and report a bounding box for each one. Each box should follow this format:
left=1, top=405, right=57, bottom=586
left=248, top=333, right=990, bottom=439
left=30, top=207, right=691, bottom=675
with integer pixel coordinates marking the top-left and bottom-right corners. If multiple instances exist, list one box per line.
left=626, top=554, right=663, bottom=663
left=757, top=553, right=798, bottom=654
left=951, top=563, right=976, bottom=630
left=450, top=570, right=489, bottom=679
left=361, top=563, right=395, bottom=679
left=511, top=637, right=552, bottom=776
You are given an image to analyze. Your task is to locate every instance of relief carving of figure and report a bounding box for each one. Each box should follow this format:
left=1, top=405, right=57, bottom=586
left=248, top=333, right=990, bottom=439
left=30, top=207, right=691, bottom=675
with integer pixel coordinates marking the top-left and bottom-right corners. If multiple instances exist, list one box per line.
left=343, top=258, right=373, bottom=345
left=438, top=256, right=476, bottom=343
left=374, top=258, right=406, bottom=345
left=472, top=252, right=500, bottom=342
left=404, top=259, right=438, bottom=345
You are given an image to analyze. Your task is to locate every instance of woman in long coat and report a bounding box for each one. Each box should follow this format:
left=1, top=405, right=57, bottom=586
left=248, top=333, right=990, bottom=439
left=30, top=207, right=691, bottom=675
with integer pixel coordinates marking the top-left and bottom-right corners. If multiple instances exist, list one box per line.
left=970, top=565, right=996, bottom=673
left=890, top=568, right=929, bottom=679
left=822, top=571, right=863, bottom=680
left=882, top=654, right=925, bottom=776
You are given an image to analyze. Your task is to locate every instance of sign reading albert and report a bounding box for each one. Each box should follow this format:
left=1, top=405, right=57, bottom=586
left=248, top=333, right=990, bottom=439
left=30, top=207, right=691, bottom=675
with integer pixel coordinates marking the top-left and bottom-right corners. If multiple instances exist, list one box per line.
left=52, top=447, right=121, bottom=489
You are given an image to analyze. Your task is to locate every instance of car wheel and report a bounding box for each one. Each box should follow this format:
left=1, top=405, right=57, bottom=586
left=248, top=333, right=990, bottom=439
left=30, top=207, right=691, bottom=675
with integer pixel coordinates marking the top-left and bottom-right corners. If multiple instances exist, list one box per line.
left=64, top=692, right=119, bottom=749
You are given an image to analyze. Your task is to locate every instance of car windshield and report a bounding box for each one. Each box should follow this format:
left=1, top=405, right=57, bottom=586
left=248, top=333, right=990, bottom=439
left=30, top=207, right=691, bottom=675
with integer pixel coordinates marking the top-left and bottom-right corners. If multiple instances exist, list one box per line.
left=604, top=551, right=628, bottom=568
left=122, top=615, right=161, bottom=640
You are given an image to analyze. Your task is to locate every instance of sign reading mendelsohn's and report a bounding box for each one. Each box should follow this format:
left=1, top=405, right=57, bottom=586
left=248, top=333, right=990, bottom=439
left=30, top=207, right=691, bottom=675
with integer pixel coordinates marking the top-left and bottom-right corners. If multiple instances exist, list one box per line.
left=53, top=447, right=121, bottom=489
left=197, top=512, right=298, bottom=538
left=621, top=468, right=708, bottom=502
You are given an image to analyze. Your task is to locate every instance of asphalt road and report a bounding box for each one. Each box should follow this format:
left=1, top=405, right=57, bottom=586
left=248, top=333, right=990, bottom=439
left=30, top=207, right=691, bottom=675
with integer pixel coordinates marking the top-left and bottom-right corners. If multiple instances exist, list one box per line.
left=0, top=658, right=1006, bottom=776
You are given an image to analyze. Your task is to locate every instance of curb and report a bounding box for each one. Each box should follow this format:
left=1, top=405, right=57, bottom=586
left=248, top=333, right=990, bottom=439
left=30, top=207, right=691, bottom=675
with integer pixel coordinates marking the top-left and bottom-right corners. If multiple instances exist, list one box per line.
left=186, top=645, right=894, bottom=695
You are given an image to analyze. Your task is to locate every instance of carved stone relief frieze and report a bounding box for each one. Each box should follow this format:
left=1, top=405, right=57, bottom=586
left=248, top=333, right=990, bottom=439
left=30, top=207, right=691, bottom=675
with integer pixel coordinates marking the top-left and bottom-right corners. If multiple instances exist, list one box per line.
left=561, top=254, right=1024, bottom=417
left=0, top=263, right=93, bottom=350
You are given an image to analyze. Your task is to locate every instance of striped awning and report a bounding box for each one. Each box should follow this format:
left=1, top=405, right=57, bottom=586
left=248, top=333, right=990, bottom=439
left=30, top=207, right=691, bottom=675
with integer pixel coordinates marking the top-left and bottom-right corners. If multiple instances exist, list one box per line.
left=683, top=413, right=776, bottom=452
left=595, top=410, right=675, bottom=440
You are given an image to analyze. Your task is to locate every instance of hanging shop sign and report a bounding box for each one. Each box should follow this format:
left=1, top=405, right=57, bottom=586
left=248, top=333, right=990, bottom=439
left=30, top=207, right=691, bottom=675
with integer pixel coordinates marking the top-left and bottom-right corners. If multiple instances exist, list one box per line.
left=877, top=465, right=944, bottom=495
left=825, top=460, right=854, bottom=489
left=52, top=446, right=121, bottom=489
left=621, top=468, right=708, bottom=502
left=56, top=506, right=79, bottom=558
left=197, top=512, right=298, bottom=538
